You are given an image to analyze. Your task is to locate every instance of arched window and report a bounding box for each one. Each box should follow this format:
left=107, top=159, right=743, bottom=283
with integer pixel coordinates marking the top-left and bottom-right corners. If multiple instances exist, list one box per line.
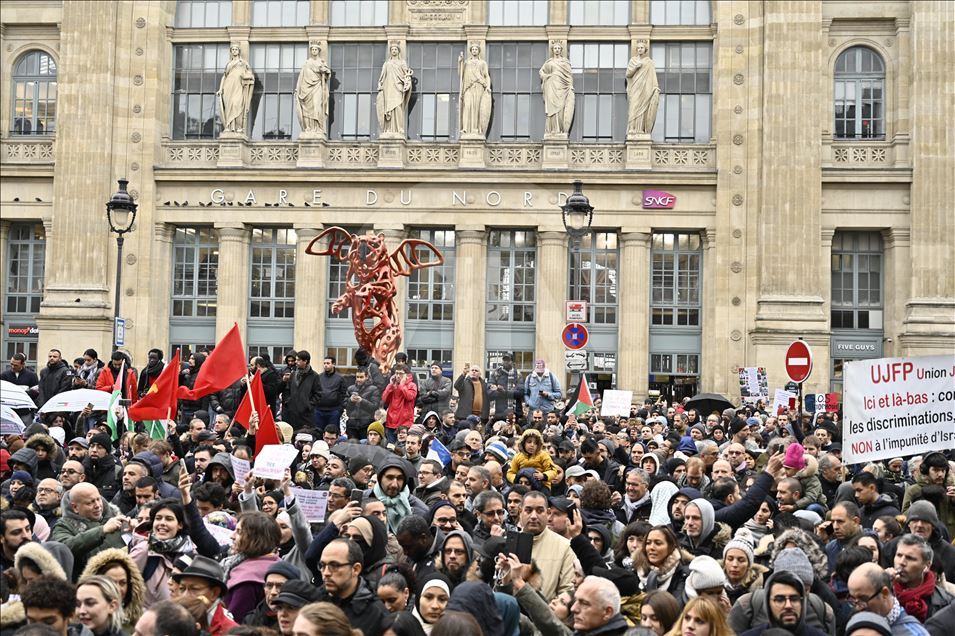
left=10, top=50, right=57, bottom=135
left=834, top=46, right=884, bottom=140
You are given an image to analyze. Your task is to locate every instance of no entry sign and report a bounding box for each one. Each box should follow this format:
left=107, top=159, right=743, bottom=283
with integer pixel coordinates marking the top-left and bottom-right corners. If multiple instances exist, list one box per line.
left=785, top=340, right=813, bottom=383
left=562, top=323, right=589, bottom=350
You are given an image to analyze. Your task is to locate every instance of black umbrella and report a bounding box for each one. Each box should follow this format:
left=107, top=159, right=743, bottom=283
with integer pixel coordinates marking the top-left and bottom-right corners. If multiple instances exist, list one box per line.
left=684, top=393, right=734, bottom=417
left=331, top=441, right=392, bottom=470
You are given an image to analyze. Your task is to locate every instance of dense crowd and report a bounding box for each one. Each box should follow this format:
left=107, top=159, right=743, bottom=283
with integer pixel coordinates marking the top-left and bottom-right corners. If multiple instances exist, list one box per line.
left=1, top=346, right=954, bottom=636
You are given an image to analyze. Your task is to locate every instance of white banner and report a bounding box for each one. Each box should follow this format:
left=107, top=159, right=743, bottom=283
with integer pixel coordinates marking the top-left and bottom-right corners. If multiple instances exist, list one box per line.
left=600, top=390, right=633, bottom=417
left=843, top=355, right=955, bottom=464
left=291, top=487, right=329, bottom=522
left=231, top=457, right=251, bottom=486
left=253, top=444, right=300, bottom=480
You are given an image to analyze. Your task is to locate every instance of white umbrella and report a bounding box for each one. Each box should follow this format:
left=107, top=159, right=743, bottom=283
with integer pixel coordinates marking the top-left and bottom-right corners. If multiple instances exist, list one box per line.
left=0, top=380, right=36, bottom=409
left=38, top=388, right=113, bottom=413
left=0, top=404, right=25, bottom=435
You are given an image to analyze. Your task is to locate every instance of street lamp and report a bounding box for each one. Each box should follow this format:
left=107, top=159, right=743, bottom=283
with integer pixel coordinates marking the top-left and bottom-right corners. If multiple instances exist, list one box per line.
left=561, top=180, right=594, bottom=303
left=106, top=178, right=138, bottom=350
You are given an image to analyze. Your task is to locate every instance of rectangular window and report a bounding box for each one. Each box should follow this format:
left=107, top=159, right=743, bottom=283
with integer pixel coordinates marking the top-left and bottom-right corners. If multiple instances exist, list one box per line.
left=249, top=43, right=306, bottom=140
left=251, top=0, right=309, bottom=26
left=407, top=43, right=464, bottom=142
left=248, top=344, right=293, bottom=365
left=831, top=231, right=883, bottom=330
left=651, top=232, right=702, bottom=326
left=487, top=42, right=547, bottom=141
left=329, top=43, right=387, bottom=141
left=488, top=0, right=548, bottom=25
left=407, top=229, right=456, bottom=321
left=326, top=226, right=368, bottom=320
left=568, top=0, right=629, bottom=25
left=175, top=0, right=232, bottom=28
left=171, top=43, right=229, bottom=139
left=249, top=228, right=296, bottom=319
left=650, top=0, right=711, bottom=25
left=407, top=349, right=453, bottom=373
left=651, top=42, right=712, bottom=143
left=172, top=227, right=219, bottom=318
left=171, top=343, right=216, bottom=360
left=568, top=232, right=618, bottom=324
left=330, top=0, right=388, bottom=26
left=325, top=347, right=357, bottom=374
left=568, top=43, right=629, bottom=143
left=4, top=223, right=45, bottom=315
left=487, top=230, right=537, bottom=323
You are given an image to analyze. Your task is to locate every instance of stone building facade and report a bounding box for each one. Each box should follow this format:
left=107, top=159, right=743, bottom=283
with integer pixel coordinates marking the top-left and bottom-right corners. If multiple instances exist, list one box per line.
left=1, top=0, right=952, bottom=402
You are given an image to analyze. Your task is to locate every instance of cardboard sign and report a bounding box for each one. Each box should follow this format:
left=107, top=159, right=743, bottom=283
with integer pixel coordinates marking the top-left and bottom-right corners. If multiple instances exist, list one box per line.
left=600, top=390, right=633, bottom=417
left=232, top=457, right=251, bottom=486
left=253, top=444, right=300, bottom=480
left=843, top=355, right=955, bottom=464
left=291, top=487, right=329, bottom=522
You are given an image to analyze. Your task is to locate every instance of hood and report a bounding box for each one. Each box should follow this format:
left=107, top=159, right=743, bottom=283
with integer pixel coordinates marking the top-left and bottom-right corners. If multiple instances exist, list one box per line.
left=205, top=452, right=235, bottom=480
left=687, top=498, right=715, bottom=543
left=421, top=410, right=441, bottom=426
left=130, top=451, right=164, bottom=480
left=677, top=436, right=698, bottom=455
left=649, top=481, right=679, bottom=526
left=80, top=547, right=146, bottom=625
left=8, top=447, right=38, bottom=472
left=642, top=453, right=660, bottom=474
left=763, top=569, right=807, bottom=630
left=25, top=433, right=58, bottom=456
left=519, top=428, right=545, bottom=454
left=0, top=599, right=25, bottom=628
left=770, top=528, right=829, bottom=581
left=442, top=529, right=474, bottom=564
left=190, top=352, right=207, bottom=374
left=14, top=541, right=67, bottom=579
left=589, top=523, right=612, bottom=552
left=794, top=454, right=818, bottom=479
left=376, top=455, right=414, bottom=488
left=447, top=581, right=502, bottom=636
left=668, top=486, right=702, bottom=518
left=516, top=467, right=543, bottom=491
left=354, top=514, right=389, bottom=569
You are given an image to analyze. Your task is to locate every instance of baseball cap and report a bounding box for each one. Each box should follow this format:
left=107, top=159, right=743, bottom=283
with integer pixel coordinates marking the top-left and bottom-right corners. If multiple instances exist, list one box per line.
left=565, top=465, right=586, bottom=479
left=68, top=437, right=90, bottom=448
left=273, top=580, right=322, bottom=608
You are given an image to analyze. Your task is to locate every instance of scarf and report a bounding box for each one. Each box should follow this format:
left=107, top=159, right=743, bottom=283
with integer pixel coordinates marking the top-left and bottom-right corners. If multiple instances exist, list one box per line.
left=894, top=570, right=936, bottom=622
left=373, top=482, right=412, bottom=534
left=79, top=361, right=101, bottom=383
left=148, top=533, right=192, bottom=556
left=639, top=547, right=682, bottom=591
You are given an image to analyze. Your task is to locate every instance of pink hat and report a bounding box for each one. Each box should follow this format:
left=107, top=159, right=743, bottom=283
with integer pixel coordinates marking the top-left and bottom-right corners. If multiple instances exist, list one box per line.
left=784, top=443, right=806, bottom=470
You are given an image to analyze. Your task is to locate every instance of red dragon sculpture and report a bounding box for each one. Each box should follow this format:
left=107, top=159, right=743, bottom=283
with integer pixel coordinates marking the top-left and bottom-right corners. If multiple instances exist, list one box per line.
left=306, top=227, right=444, bottom=373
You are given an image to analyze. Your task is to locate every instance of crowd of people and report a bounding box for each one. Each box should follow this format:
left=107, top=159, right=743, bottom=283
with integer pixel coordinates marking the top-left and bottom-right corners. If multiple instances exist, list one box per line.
left=1, top=346, right=954, bottom=636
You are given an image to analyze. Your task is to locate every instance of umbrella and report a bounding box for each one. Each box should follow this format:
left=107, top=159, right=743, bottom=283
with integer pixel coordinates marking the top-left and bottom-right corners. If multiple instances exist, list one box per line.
left=684, top=393, right=735, bottom=417
left=1, top=404, right=26, bottom=435
left=331, top=441, right=393, bottom=471
left=38, top=388, right=112, bottom=413
left=0, top=381, right=36, bottom=410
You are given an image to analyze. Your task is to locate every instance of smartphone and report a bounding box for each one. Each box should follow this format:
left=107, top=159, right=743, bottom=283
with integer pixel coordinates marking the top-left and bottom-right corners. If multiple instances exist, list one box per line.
left=506, top=530, right=534, bottom=564
left=351, top=488, right=365, bottom=504
left=86, top=402, right=94, bottom=410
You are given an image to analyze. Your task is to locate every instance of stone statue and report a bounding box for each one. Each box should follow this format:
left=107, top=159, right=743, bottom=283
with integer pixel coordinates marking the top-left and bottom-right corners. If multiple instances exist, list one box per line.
left=539, top=41, right=575, bottom=136
left=376, top=42, right=413, bottom=137
left=626, top=40, right=660, bottom=136
left=458, top=42, right=492, bottom=138
left=295, top=42, right=331, bottom=136
left=217, top=43, right=255, bottom=134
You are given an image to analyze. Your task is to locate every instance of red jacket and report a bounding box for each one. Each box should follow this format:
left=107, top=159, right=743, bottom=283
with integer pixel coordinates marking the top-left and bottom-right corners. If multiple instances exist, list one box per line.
left=208, top=602, right=238, bottom=636
left=382, top=376, right=418, bottom=429
left=95, top=365, right=138, bottom=401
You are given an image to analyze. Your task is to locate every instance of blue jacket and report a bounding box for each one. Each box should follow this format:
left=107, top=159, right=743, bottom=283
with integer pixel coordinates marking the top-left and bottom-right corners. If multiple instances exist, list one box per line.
left=524, top=371, right=563, bottom=412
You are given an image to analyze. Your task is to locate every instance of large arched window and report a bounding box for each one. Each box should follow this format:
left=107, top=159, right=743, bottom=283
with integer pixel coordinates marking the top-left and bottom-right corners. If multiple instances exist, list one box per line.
left=834, top=46, right=884, bottom=140
left=10, top=50, right=57, bottom=135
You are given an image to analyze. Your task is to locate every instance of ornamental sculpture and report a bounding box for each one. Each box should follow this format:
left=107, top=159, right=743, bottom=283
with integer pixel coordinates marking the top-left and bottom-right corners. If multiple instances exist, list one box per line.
left=218, top=43, right=255, bottom=134
left=295, top=42, right=331, bottom=136
left=377, top=42, right=414, bottom=137
left=626, top=40, right=660, bottom=136
left=306, top=227, right=444, bottom=373
left=540, top=41, right=575, bottom=136
left=458, top=42, right=492, bottom=138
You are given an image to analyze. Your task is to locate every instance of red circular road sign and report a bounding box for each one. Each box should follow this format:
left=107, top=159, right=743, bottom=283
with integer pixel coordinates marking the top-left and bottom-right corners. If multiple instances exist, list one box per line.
left=785, top=340, right=813, bottom=383
left=562, top=323, right=589, bottom=350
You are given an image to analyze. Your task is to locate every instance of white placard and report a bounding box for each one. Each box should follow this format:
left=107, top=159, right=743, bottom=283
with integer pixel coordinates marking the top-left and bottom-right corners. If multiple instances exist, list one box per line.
left=204, top=521, right=235, bottom=547
left=291, top=487, right=329, bottom=522
left=843, top=355, right=955, bottom=464
left=232, top=457, right=251, bottom=486
left=600, top=390, right=633, bottom=417
left=772, top=389, right=797, bottom=416
left=253, top=444, right=300, bottom=479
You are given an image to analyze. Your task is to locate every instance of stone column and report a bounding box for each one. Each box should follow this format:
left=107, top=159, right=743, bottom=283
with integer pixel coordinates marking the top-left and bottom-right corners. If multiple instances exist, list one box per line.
left=881, top=228, right=910, bottom=359
left=293, top=227, right=326, bottom=358
left=618, top=232, right=650, bottom=398
left=214, top=223, right=251, bottom=345
left=453, top=229, right=487, bottom=373
left=36, top=0, right=118, bottom=357
left=535, top=231, right=569, bottom=383
left=148, top=223, right=176, bottom=355
left=901, top=2, right=955, bottom=355
left=893, top=18, right=912, bottom=167
left=699, top=229, right=722, bottom=394
left=0, top=221, right=9, bottom=342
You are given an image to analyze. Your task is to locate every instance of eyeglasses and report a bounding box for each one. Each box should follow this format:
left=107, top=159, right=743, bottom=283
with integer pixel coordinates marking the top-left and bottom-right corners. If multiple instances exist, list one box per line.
left=60, top=468, right=81, bottom=475
left=319, top=561, right=353, bottom=572
left=770, top=595, right=802, bottom=607
left=481, top=508, right=505, bottom=517
left=443, top=548, right=467, bottom=556
left=847, top=588, right=883, bottom=608
left=37, top=487, right=59, bottom=494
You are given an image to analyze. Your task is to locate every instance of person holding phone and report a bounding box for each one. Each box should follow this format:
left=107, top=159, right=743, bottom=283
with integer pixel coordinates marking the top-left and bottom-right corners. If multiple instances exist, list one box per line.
left=518, top=491, right=576, bottom=602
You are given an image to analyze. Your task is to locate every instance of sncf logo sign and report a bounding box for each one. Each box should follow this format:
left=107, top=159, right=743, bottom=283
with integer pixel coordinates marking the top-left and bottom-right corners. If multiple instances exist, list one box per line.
left=642, top=190, right=677, bottom=209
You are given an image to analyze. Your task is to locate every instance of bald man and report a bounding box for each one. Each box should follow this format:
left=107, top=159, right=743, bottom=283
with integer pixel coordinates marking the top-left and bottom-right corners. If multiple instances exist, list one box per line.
left=58, top=460, right=86, bottom=490
left=50, top=482, right=128, bottom=574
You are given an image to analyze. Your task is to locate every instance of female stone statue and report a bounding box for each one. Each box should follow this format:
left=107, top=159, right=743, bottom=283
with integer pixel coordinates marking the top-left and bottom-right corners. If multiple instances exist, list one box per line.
left=376, top=43, right=413, bottom=136
left=539, top=41, right=575, bottom=135
left=458, top=43, right=492, bottom=138
left=626, top=40, right=660, bottom=135
left=217, top=43, right=255, bottom=134
left=295, top=42, right=331, bottom=135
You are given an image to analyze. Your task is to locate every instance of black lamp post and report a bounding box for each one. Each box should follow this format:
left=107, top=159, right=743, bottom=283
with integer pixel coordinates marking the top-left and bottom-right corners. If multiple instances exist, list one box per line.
left=106, top=178, right=138, bottom=350
left=561, top=180, right=594, bottom=302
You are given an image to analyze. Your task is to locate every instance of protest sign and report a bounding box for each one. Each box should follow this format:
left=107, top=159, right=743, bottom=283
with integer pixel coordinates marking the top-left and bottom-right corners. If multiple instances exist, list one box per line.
left=738, top=367, right=768, bottom=404
left=204, top=522, right=234, bottom=547
left=600, top=390, right=633, bottom=417
left=253, top=444, right=299, bottom=479
left=291, top=487, right=329, bottom=522
left=772, top=389, right=796, bottom=416
left=843, top=355, right=955, bottom=464
left=232, top=457, right=251, bottom=486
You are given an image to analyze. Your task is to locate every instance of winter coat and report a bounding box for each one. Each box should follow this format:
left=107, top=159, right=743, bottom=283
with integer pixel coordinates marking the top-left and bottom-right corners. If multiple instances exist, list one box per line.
left=882, top=526, right=955, bottom=584
left=711, top=470, right=775, bottom=530
left=860, top=493, right=902, bottom=528
left=1, top=543, right=70, bottom=636
left=81, top=547, right=147, bottom=630
left=723, top=562, right=769, bottom=605
left=454, top=374, right=490, bottom=421
left=417, top=374, right=453, bottom=415
left=50, top=490, right=127, bottom=577
left=128, top=534, right=197, bottom=607
left=38, top=360, right=73, bottom=407
left=489, top=366, right=523, bottom=416
left=507, top=429, right=558, bottom=484
left=572, top=613, right=629, bottom=636
left=281, top=365, right=321, bottom=429
left=224, top=554, right=281, bottom=623
left=794, top=455, right=828, bottom=511
left=0, top=365, right=38, bottom=389
left=903, top=467, right=955, bottom=539
left=514, top=584, right=573, bottom=636
left=95, top=364, right=138, bottom=402
left=210, top=379, right=246, bottom=417
left=209, top=602, right=239, bottom=636
left=730, top=587, right=836, bottom=635
left=344, top=381, right=381, bottom=430
left=317, top=578, right=389, bottom=636
left=382, top=376, right=418, bottom=429
left=316, top=369, right=347, bottom=411
left=82, top=453, right=121, bottom=501
left=532, top=527, right=577, bottom=602
left=524, top=370, right=563, bottom=413
left=679, top=521, right=732, bottom=559
left=24, top=433, right=62, bottom=481
left=259, top=366, right=282, bottom=414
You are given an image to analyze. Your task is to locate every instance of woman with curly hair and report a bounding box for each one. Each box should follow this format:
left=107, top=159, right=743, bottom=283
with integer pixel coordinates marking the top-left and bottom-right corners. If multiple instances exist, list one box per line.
left=635, top=525, right=689, bottom=599
left=665, top=596, right=734, bottom=636
left=580, top=480, right=624, bottom=540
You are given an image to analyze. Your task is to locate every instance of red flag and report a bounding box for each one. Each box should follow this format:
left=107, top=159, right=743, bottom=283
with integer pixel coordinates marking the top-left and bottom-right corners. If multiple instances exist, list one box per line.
left=234, top=369, right=280, bottom=458
left=128, top=350, right=181, bottom=421
left=177, top=324, right=247, bottom=400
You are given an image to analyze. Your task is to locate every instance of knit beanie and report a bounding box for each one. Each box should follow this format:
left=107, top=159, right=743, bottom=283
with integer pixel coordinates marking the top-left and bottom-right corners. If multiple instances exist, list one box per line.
left=89, top=432, right=112, bottom=452
left=10, top=470, right=33, bottom=486
left=772, top=547, right=815, bottom=590
left=367, top=421, right=386, bottom=438
left=690, top=423, right=706, bottom=436
left=348, top=455, right=373, bottom=473
left=485, top=441, right=509, bottom=463
left=266, top=561, right=302, bottom=581
left=906, top=500, right=940, bottom=526
left=724, top=530, right=755, bottom=566
left=685, top=556, right=727, bottom=597
left=784, top=443, right=806, bottom=471
left=845, top=612, right=892, bottom=636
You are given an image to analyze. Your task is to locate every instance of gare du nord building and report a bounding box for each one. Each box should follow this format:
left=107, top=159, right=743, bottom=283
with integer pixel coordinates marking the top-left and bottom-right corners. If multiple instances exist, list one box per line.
left=1, top=0, right=952, bottom=403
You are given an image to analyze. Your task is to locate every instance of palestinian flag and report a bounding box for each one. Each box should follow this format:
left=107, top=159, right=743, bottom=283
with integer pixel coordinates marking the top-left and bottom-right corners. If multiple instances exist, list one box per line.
left=143, top=420, right=168, bottom=440
left=105, top=360, right=126, bottom=441
left=570, top=374, right=594, bottom=416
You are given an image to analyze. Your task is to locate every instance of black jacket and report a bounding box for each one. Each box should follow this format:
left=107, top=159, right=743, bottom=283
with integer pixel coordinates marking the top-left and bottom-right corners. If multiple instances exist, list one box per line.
left=489, top=365, right=523, bottom=416
left=282, top=366, right=320, bottom=429
left=344, top=381, right=380, bottom=430
left=0, top=366, right=38, bottom=389
left=260, top=367, right=282, bottom=414
left=316, top=369, right=347, bottom=411
left=318, top=578, right=388, bottom=636
left=711, top=470, right=774, bottom=531
left=211, top=379, right=246, bottom=417
left=454, top=374, right=490, bottom=421
left=83, top=453, right=121, bottom=501
left=573, top=613, right=629, bottom=636
left=37, top=360, right=72, bottom=407
left=859, top=494, right=901, bottom=528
